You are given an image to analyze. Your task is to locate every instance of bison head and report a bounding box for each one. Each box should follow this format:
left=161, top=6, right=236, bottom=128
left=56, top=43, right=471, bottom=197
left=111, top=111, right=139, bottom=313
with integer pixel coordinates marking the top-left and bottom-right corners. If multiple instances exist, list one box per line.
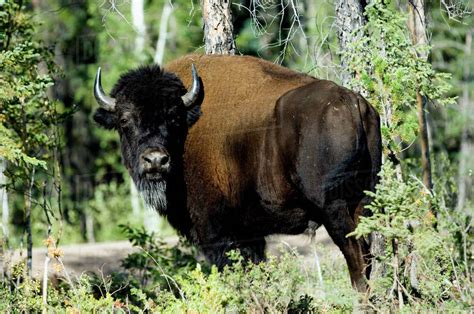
left=93, top=65, right=201, bottom=212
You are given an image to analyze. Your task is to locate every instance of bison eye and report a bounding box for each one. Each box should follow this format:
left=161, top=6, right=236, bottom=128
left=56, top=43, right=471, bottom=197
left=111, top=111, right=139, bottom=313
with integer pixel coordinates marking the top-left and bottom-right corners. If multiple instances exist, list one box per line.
left=120, top=118, right=129, bottom=126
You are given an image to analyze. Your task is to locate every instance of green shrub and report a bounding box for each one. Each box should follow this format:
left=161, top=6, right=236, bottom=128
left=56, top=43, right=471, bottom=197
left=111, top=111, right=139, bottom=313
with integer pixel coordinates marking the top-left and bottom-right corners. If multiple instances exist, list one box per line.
left=350, top=162, right=472, bottom=310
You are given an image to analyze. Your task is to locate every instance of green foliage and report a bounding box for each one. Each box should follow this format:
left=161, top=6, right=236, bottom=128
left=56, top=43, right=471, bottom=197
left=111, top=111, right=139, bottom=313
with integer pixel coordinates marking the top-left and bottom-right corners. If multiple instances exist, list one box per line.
left=0, top=261, right=121, bottom=312
left=345, top=0, right=456, bottom=152
left=110, top=227, right=357, bottom=312
left=342, top=1, right=471, bottom=309
left=350, top=162, right=472, bottom=309
left=120, top=224, right=199, bottom=290
left=1, top=0, right=68, bottom=253
left=110, top=231, right=348, bottom=312
left=88, top=182, right=141, bottom=242
left=350, top=163, right=433, bottom=241
left=2, top=222, right=471, bottom=312
left=0, top=124, right=46, bottom=169
left=430, top=1, right=474, bottom=156
left=0, top=1, right=59, bottom=169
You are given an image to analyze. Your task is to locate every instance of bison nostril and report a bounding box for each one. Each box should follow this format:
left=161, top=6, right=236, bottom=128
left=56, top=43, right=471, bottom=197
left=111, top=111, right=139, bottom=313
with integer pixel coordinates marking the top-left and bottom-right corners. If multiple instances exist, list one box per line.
left=160, top=155, right=169, bottom=166
left=141, top=151, right=170, bottom=169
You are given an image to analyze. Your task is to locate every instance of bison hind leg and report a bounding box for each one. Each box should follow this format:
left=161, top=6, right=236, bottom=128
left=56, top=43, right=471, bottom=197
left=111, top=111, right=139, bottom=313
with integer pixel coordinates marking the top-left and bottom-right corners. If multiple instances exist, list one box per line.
left=320, top=199, right=370, bottom=292
left=202, top=237, right=266, bottom=270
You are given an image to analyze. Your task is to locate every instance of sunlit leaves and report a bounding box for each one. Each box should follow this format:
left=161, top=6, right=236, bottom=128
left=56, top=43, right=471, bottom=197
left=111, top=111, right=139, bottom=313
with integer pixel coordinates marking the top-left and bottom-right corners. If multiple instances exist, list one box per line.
left=0, top=2, right=58, bottom=168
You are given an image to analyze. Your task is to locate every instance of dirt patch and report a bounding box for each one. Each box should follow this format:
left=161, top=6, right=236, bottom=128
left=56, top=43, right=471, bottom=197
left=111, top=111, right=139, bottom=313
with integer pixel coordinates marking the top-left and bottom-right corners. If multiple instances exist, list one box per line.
left=9, top=227, right=342, bottom=279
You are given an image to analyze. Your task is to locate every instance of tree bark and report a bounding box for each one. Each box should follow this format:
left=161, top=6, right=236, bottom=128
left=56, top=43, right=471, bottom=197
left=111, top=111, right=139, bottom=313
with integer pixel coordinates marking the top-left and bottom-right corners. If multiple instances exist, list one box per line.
left=456, top=29, right=473, bottom=212
left=201, top=0, right=236, bottom=55
left=334, top=0, right=367, bottom=88
left=408, top=0, right=433, bottom=193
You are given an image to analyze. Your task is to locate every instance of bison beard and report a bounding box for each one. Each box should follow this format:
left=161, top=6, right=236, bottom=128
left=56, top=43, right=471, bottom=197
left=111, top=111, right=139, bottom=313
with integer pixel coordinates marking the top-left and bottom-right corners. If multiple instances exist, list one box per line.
left=93, top=54, right=382, bottom=292
left=137, top=180, right=167, bottom=212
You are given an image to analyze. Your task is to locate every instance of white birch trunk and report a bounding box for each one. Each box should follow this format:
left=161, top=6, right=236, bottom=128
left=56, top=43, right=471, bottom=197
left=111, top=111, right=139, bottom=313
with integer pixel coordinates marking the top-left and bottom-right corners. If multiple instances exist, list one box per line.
left=85, top=210, right=95, bottom=243
left=154, top=3, right=173, bottom=65
left=131, top=0, right=147, bottom=58
left=130, top=180, right=161, bottom=233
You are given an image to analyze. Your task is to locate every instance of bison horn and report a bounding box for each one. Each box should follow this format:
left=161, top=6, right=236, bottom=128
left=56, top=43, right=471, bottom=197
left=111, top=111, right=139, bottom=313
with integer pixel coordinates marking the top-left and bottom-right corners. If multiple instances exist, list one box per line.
left=94, top=67, right=116, bottom=112
left=181, top=64, right=200, bottom=108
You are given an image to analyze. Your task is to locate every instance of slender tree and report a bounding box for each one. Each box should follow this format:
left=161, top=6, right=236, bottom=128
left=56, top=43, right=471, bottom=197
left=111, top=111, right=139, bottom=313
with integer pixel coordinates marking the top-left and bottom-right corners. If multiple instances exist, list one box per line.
left=1, top=1, right=59, bottom=276
left=131, top=0, right=147, bottom=61
left=408, top=0, right=433, bottom=193
left=154, top=3, right=173, bottom=64
left=456, top=29, right=473, bottom=212
left=0, top=158, right=8, bottom=280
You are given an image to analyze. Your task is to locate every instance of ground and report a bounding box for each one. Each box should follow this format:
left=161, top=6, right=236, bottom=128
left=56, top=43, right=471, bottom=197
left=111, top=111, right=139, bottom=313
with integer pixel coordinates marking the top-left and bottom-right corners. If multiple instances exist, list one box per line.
left=10, top=227, right=343, bottom=280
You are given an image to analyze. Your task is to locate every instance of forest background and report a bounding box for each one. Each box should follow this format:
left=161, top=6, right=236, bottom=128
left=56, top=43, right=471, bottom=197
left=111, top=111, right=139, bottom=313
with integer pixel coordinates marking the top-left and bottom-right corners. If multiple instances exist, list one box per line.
left=0, top=0, right=473, bottom=311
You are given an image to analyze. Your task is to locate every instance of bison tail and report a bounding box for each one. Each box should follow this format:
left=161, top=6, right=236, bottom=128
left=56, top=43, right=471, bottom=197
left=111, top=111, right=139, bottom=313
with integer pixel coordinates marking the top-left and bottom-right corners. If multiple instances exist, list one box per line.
left=356, top=94, right=382, bottom=217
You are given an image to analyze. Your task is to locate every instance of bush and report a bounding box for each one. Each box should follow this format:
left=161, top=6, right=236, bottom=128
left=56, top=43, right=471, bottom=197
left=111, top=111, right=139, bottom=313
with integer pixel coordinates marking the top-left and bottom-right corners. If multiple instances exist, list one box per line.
left=350, top=161, right=473, bottom=310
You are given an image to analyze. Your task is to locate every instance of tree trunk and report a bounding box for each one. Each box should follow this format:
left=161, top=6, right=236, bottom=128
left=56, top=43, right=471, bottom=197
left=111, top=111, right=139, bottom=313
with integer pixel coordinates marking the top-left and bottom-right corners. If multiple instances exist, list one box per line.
left=304, top=0, right=317, bottom=66
left=84, top=210, right=95, bottom=243
left=0, top=157, right=9, bottom=280
left=154, top=3, right=173, bottom=64
left=131, top=0, right=147, bottom=60
left=334, top=0, right=367, bottom=89
left=25, top=167, right=35, bottom=277
left=201, top=0, right=236, bottom=55
left=456, top=29, right=473, bottom=212
left=0, top=158, right=8, bottom=244
left=408, top=0, right=433, bottom=193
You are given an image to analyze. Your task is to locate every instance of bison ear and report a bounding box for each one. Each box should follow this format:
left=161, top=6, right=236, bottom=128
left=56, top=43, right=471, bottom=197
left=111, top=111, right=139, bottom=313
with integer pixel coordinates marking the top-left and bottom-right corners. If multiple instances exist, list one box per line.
left=186, top=104, right=202, bottom=127
left=93, top=108, right=116, bottom=129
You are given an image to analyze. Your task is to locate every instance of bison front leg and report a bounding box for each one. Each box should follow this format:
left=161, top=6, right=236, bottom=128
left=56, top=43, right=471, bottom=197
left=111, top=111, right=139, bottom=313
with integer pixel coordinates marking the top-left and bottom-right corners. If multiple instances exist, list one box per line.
left=200, top=236, right=266, bottom=269
left=323, top=200, right=369, bottom=292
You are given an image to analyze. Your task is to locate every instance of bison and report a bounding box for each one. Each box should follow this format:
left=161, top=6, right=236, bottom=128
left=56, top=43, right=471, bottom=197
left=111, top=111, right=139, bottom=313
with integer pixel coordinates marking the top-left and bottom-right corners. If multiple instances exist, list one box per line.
left=93, top=54, right=381, bottom=291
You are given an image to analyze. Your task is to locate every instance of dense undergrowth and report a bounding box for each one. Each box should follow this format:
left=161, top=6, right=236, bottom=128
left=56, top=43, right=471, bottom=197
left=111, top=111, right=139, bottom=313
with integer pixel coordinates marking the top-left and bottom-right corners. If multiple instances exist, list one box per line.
left=1, top=226, right=355, bottom=313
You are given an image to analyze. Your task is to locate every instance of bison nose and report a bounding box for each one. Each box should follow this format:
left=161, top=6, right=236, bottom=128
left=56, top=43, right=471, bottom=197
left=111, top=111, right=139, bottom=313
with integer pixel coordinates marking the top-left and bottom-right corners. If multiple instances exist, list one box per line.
left=141, top=150, right=170, bottom=171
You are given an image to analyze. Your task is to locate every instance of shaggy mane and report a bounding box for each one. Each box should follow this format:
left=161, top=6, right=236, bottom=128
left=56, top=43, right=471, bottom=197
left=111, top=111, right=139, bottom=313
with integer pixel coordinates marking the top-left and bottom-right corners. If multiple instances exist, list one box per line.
left=110, top=65, right=187, bottom=111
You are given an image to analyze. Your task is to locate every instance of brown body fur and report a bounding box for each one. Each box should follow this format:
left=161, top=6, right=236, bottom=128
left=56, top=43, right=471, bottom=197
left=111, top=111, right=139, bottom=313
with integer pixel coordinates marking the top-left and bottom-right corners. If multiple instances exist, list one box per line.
left=164, top=55, right=381, bottom=291
left=166, top=55, right=316, bottom=240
